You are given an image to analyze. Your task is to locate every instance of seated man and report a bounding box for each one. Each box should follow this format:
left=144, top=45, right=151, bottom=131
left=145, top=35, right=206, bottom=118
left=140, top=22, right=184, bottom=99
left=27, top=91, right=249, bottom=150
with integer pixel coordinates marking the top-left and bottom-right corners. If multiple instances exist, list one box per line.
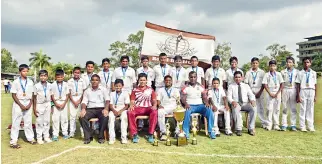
left=128, top=73, right=158, bottom=143
left=182, top=71, right=216, bottom=139
left=227, top=71, right=256, bottom=136
left=157, top=75, right=180, bottom=140
left=79, top=74, right=109, bottom=144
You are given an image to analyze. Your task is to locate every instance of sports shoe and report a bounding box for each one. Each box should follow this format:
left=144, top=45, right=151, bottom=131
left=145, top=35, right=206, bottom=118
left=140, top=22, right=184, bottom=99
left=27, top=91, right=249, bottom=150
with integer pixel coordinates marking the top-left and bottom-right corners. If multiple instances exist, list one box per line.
left=236, top=130, right=242, bottom=136
left=121, top=139, right=128, bottom=144
left=63, top=135, right=70, bottom=139
left=308, top=128, right=316, bottom=132
left=69, top=134, right=75, bottom=138
left=273, top=125, right=281, bottom=131
left=280, top=126, right=287, bottom=131
left=44, top=138, right=52, bottom=143
left=160, top=134, right=167, bottom=141
left=225, top=129, right=233, bottom=136
left=52, top=136, right=59, bottom=141
left=98, top=139, right=105, bottom=144
left=209, top=131, right=216, bottom=139
left=290, top=126, right=297, bottom=131
left=248, top=129, right=255, bottom=136
left=215, top=131, right=221, bottom=137
left=37, top=140, right=44, bottom=145
left=109, top=139, right=115, bottom=145
left=132, top=134, right=139, bottom=143
left=147, top=134, right=154, bottom=143
left=300, top=128, right=307, bottom=132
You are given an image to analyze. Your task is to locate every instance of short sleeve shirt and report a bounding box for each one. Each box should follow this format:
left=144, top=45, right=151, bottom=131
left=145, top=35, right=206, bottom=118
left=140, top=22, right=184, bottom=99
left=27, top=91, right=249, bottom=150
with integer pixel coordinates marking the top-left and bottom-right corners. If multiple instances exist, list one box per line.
left=110, top=91, right=130, bottom=111
left=130, top=87, right=156, bottom=107
left=262, top=71, right=284, bottom=92
left=11, top=77, right=34, bottom=100
left=186, top=66, right=204, bottom=84
left=244, top=68, right=265, bottom=88
left=153, top=64, right=172, bottom=88
left=34, top=82, right=52, bottom=103
left=112, top=67, right=136, bottom=91
left=170, top=67, right=188, bottom=89
left=226, top=68, right=243, bottom=86
left=98, top=70, right=114, bottom=90
left=295, top=69, right=317, bottom=90
left=136, top=67, right=155, bottom=87
left=157, top=87, right=180, bottom=109
left=181, top=84, right=206, bottom=105
left=205, top=67, right=226, bottom=89
left=82, top=86, right=110, bottom=108
left=51, top=81, right=69, bottom=101
left=68, top=78, right=86, bottom=97
left=281, top=68, right=299, bottom=89
left=208, top=87, right=226, bottom=108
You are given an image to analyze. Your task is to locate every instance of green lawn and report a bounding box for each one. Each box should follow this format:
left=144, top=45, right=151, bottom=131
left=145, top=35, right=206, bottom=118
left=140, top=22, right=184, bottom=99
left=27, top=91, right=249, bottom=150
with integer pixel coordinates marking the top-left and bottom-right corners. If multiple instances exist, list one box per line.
left=1, top=80, right=322, bottom=164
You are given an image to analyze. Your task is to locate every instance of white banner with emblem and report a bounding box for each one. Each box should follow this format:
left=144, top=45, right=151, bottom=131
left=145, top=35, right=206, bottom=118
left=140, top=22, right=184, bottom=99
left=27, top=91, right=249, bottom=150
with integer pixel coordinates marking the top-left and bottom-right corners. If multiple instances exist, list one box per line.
left=141, top=22, right=216, bottom=64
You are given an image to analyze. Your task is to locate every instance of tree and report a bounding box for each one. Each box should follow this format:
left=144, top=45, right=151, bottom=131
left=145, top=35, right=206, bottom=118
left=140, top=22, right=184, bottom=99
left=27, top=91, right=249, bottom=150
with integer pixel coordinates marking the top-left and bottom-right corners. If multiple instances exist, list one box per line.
left=108, top=31, right=143, bottom=69
left=52, top=62, right=74, bottom=80
left=29, top=49, right=51, bottom=71
left=266, top=43, right=293, bottom=71
left=311, top=52, right=322, bottom=72
left=241, top=55, right=270, bottom=73
left=1, top=48, right=19, bottom=73
left=214, top=42, right=232, bottom=70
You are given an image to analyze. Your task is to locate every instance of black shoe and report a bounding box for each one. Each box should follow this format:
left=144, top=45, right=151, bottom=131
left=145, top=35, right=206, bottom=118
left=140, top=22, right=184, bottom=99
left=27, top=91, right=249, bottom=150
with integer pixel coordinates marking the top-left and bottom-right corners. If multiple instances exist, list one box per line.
left=236, top=130, right=242, bottom=136
left=94, top=130, right=99, bottom=135
left=98, top=139, right=105, bottom=144
left=84, top=139, right=91, bottom=144
left=248, top=129, right=255, bottom=136
left=216, top=134, right=220, bottom=137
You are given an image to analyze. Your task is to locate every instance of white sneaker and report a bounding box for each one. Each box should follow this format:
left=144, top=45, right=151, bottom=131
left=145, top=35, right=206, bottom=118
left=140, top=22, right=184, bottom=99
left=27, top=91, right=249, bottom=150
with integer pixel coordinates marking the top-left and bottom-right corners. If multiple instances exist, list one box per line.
left=37, top=140, right=44, bottom=145
left=308, top=128, right=316, bottom=132
left=273, top=125, right=281, bottom=131
left=300, top=128, right=307, bottom=132
left=121, top=139, right=128, bottom=144
left=109, top=139, right=115, bottom=145
left=265, top=126, right=272, bottom=131
left=225, top=129, right=233, bottom=136
left=44, top=138, right=52, bottom=143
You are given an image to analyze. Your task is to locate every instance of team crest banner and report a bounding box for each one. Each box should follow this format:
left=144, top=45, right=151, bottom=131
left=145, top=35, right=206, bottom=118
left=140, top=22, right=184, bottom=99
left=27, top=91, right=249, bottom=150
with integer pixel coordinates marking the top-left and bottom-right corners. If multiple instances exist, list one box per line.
left=141, top=22, right=216, bottom=65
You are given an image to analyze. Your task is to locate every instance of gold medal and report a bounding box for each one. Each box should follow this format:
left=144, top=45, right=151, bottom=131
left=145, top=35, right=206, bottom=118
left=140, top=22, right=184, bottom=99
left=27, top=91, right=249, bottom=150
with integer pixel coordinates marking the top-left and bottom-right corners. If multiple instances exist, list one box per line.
left=289, top=83, right=292, bottom=87
left=115, top=105, right=117, bottom=108
left=306, top=83, right=309, bottom=87
left=23, top=93, right=26, bottom=96
left=75, top=92, right=78, bottom=96
left=59, top=96, right=62, bottom=99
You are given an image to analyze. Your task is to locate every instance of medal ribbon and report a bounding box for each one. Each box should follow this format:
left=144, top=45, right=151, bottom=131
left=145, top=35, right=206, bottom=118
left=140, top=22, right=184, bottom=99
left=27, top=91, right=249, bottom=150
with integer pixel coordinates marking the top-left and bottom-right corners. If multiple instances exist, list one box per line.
left=213, top=68, right=218, bottom=78
left=287, top=68, right=293, bottom=84
left=122, top=67, right=127, bottom=78
left=161, top=65, right=166, bottom=77
left=165, top=87, right=172, bottom=98
left=271, top=72, right=277, bottom=85
left=214, top=89, right=220, bottom=103
left=176, top=68, right=181, bottom=80
left=251, top=72, right=258, bottom=83
left=74, top=79, right=78, bottom=93
left=43, top=83, right=47, bottom=98
left=19, top=77, right=27, bottom=93
left=103, top=70, right=110, bottom=86
left=115, top=92, right=121, bottom=106
left=306, top=69, right=310, bottom=84
left=57, top=82, right=63, bottom=98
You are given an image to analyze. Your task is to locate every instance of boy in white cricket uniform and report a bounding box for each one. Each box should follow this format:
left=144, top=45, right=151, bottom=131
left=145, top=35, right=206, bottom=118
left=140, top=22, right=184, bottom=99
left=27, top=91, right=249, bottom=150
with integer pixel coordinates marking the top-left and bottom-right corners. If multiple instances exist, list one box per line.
left=10, top=64, right=36, bottom=148
left=157, top=75, right=180, bottom=140
left=262, top=60, right=284, bottom=131
left=244, top=57, right=266, bottom=128
left=81, top=61, right=96, bottom=88
left=205, top=55, right=227, bottom=89
left=51, top=69, right=70, bottom=141
left=280, top=57, right=298, bottom=131
left=208, top=77, right=232, bottom=136
left=33, top=70, right=52, bottom=144
left=108, top=79, right=130, bottom=144
left=153, top=53, right=172, bottom=92
left=186, top=56, right=205, bottom=86
left=225, top=56, right=243, bottom=87
left=98, top=58, right=113, bottom=95
left=136, top=56, right=155, bottom=88
left=170, top=55, right=188, bottom=90
left=296, top=57, right=317, bottom=132
left=68, top=67, right=86, bottom=138
left=112, top=55, right=136, bottom=93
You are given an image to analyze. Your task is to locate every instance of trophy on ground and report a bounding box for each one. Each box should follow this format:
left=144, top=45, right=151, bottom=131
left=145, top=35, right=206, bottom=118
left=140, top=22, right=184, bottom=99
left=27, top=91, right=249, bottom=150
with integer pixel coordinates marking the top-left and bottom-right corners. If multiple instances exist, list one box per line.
left=165, top=122, right=171, bottom=146
left=153, top=131, right=158, bottom=146
left=173, top=96, right=187, bottom=146
left=191, top=117, right=198, bottom=145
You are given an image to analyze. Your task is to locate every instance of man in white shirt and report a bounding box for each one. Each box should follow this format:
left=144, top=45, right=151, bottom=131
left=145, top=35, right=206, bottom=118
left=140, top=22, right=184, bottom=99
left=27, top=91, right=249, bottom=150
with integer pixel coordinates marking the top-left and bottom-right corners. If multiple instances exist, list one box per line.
left=295, top=57, right=317, bottom=132
left=80, top=74, right=109, bottom=144
left=157, top=75, right=180, bottom=140
left=170, top=55, right=188, bottom=90
left=280, top=57, right=298, bottom=131
left=111, top=55, right=137, bottom=93
left=81, top=61, right=96, bottom=88
left=244, top=57, right=266, bottom=128
left=186, top=56, right=205, bottom=86
left=205, top=55, right=227, bottom=89
left=136, top=56, right=155, bottom=88
left=98, top=58, right=113, bottom=95
left=153, top=53, right=172, bottom=92
left=262, top=60, right=284, bottom=131
left=182, top=71, right=216, bottom=139
left=227, top=71, right=256, bottom=136
left=3, top=78, right=10, bottom=93
left=225, top=56, right=243, bottom=88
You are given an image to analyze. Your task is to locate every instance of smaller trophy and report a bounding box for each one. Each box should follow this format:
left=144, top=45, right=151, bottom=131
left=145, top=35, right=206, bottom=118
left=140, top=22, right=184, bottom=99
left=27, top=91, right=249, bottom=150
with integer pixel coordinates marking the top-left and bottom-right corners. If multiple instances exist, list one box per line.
left=165, top=122, right=171, bottom=146
left=153, top=131, right=158, bottom=146
left=191, top=117, right=198, bottom=145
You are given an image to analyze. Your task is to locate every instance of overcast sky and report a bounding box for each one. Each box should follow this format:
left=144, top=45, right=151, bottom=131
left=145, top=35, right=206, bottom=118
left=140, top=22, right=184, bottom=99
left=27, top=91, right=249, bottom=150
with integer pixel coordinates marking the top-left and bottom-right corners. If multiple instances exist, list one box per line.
left=2, top=0, right=322, bottom=66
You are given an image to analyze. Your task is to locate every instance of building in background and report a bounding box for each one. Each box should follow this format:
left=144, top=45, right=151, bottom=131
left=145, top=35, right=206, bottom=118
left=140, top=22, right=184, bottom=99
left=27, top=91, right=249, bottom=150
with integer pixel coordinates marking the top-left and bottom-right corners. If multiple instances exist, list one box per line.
left=296, top=34, right=322, bottom=60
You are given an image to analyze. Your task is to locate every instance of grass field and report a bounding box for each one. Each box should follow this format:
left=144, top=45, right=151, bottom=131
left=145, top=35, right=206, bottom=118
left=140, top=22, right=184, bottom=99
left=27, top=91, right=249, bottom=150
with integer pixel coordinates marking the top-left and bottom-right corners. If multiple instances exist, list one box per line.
left=1, top=80, right=322, bottom=164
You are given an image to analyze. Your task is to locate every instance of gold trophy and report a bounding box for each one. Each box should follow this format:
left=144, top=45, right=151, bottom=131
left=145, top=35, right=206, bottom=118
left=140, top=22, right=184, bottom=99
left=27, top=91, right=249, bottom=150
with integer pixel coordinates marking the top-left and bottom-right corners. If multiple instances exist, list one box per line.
left=173, top=96, right=187, bottom=146
left=191, top=117, right=198, bottom=145
left=153, top=131, right=158, bottom=146
left=165, top=122, right=171, bottom=146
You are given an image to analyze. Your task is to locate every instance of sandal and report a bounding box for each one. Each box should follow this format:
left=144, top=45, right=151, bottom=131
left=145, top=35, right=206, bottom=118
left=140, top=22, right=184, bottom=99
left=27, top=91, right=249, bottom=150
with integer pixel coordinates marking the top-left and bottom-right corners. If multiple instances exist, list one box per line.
left=28, top=140, right=37, bottom=145
left=10, top=143, right=21, bottom=149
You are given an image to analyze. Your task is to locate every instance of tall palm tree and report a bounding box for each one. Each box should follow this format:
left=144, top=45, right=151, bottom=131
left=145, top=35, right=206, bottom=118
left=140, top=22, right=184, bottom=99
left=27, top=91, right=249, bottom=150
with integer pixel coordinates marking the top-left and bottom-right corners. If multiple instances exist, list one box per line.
left=29, top=49, right=51, bottom=70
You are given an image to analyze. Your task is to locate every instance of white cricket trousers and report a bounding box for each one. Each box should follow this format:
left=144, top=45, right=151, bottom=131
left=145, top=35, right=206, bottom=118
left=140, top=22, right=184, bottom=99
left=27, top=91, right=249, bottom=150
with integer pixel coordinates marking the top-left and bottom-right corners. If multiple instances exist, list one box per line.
left=281, top=88, right=297, bottom=127
left=266, top=92, right=281, bottom=128
left=108, top=110, right=128, bottom=140
left=10, top=101, right=34, bottom=144
left=251, top=87, right=266, bottom=126
left=213, top=106, right=231, bottom=133
left=69, top=99, right=83, bottom=136
left=36, top=102, right=51, bottom=140
left=158, top=107, right=180, bottom=134
left=299, top=89, right=315, bottom=130
left=52, top=101, right=68, bottom=136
